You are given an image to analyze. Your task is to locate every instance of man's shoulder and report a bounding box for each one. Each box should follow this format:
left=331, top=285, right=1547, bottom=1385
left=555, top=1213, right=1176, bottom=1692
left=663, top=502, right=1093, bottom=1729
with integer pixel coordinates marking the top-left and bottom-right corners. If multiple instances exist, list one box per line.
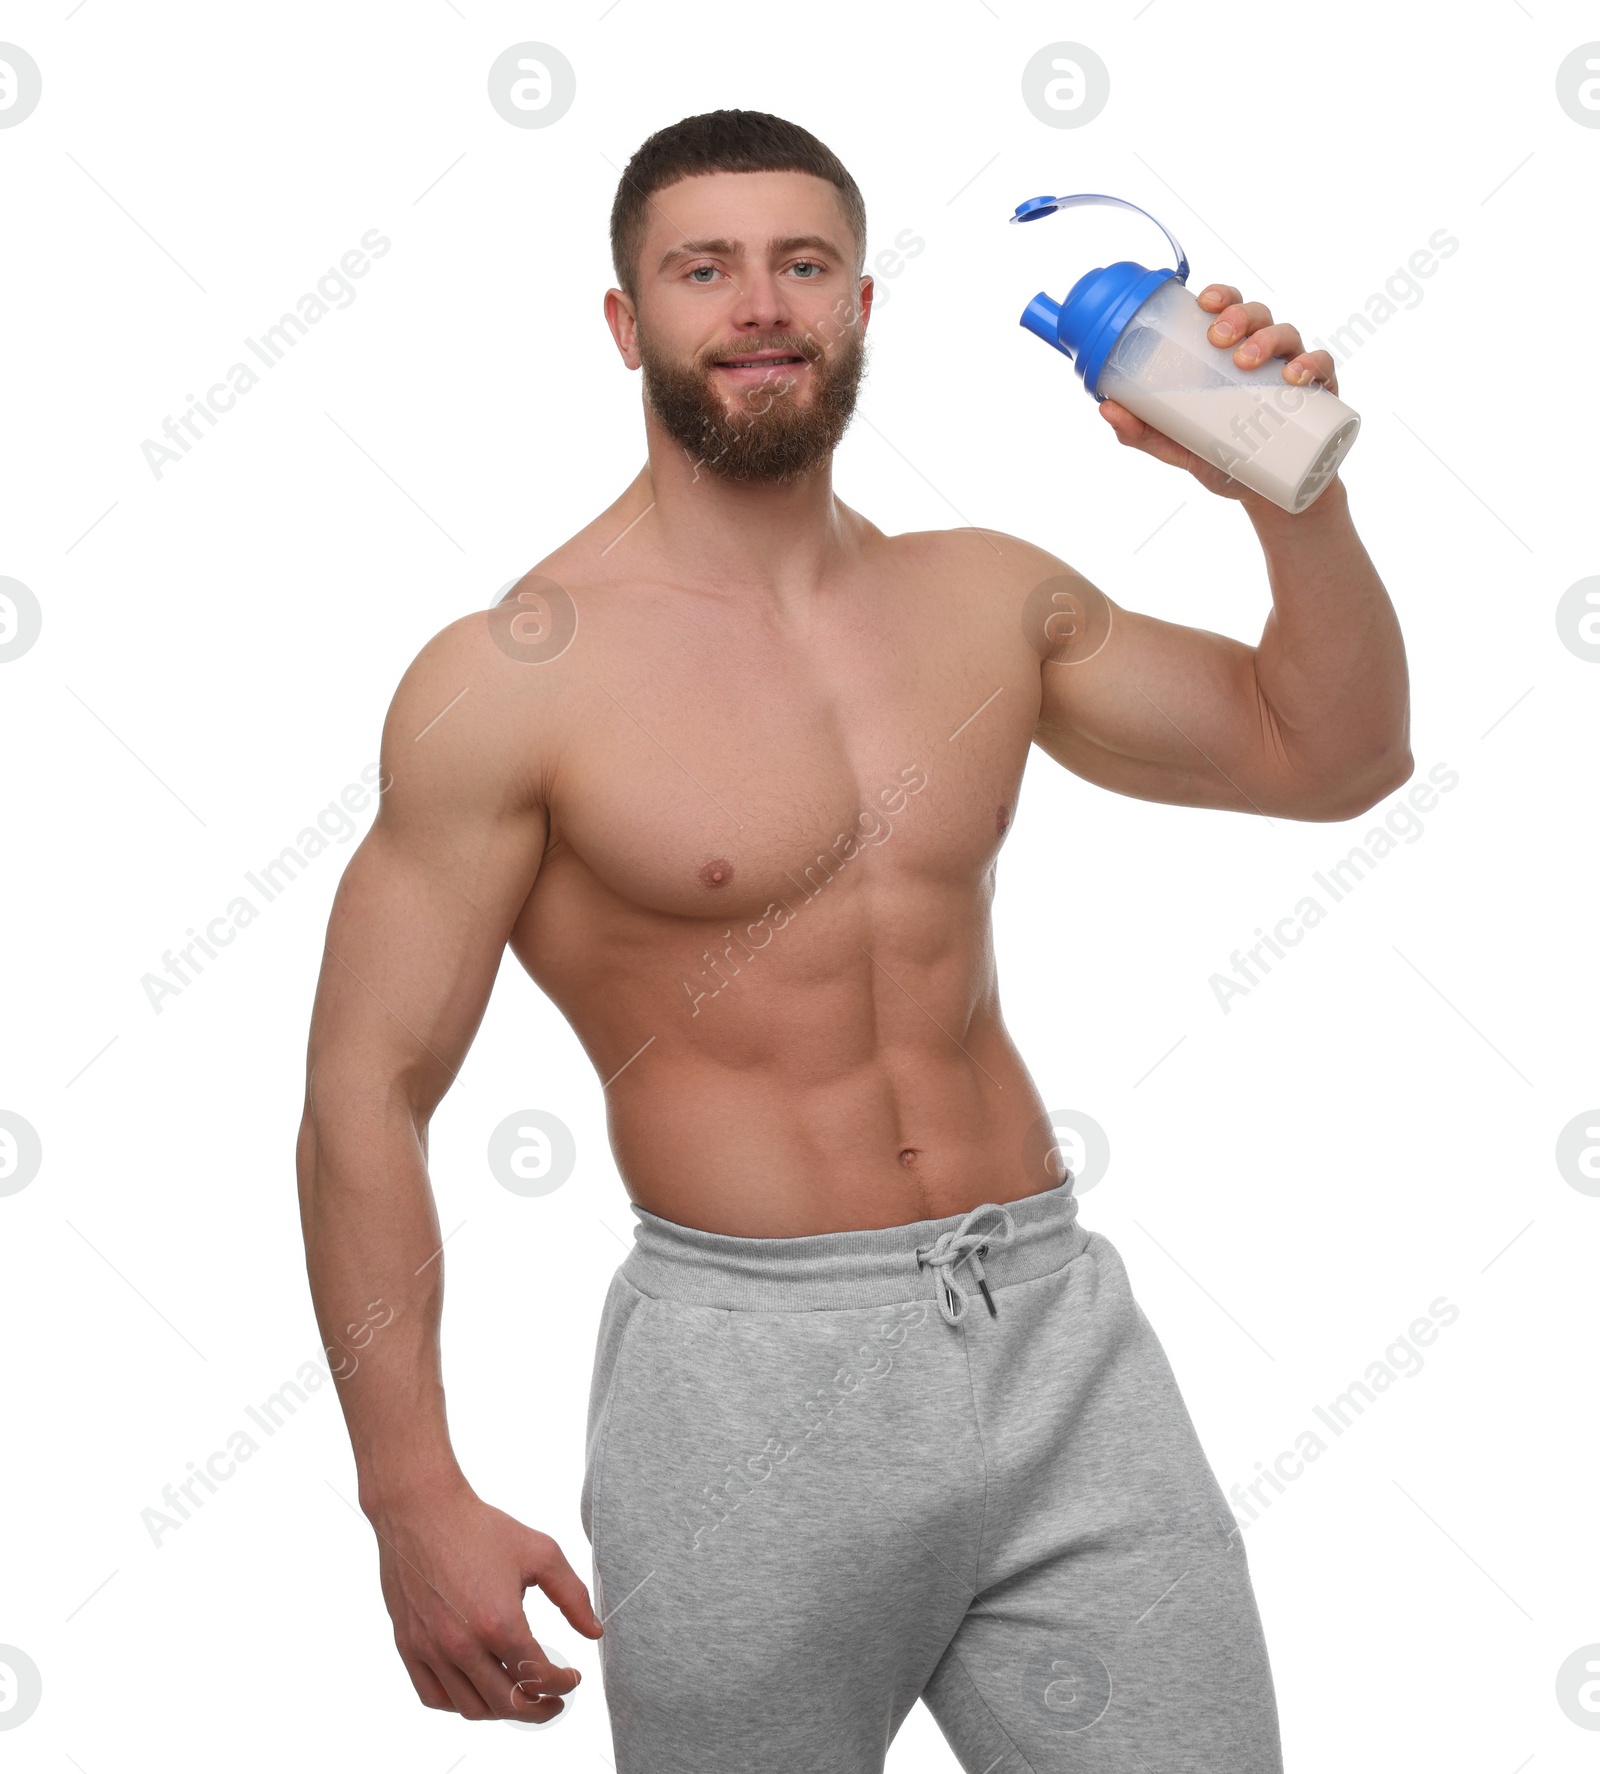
left=894, top=524, right=1090, bottom=596
left=380, top=579, right=584, bottom=781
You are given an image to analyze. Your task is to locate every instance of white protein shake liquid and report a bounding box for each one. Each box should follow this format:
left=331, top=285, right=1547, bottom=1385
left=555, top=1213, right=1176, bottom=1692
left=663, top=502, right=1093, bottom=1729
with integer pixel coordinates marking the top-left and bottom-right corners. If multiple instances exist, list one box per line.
left=1101, top=378, right=1360, bottom=512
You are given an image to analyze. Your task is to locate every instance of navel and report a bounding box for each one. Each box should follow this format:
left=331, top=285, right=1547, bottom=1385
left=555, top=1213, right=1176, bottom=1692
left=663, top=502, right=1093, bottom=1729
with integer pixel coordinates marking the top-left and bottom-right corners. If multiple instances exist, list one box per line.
left=698, top=857, right=735, bottom=890
left=898, top=1147, right=922, bottom=1168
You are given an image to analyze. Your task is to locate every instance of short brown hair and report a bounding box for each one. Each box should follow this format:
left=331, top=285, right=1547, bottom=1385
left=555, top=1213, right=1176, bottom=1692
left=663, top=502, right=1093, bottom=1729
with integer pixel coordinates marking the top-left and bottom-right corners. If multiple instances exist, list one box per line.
left=609, top=109, right=867, bottom=304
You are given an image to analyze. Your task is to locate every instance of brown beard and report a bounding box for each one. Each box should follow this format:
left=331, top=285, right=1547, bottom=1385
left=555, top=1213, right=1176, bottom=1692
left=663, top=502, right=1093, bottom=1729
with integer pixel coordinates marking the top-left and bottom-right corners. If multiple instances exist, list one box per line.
left=638, top=320, right=868, bottom=484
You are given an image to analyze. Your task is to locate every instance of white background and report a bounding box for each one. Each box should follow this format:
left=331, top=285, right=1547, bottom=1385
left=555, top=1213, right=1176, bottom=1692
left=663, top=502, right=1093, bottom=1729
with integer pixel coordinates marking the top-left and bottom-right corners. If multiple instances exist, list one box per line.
left=2, top=1, right=1596, bottom=1768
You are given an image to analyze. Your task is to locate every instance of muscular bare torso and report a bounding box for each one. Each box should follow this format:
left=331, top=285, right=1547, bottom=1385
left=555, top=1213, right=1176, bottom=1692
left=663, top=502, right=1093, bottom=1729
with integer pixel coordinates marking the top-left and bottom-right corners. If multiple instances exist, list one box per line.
left=497, top=485, right=1064, bottom=1236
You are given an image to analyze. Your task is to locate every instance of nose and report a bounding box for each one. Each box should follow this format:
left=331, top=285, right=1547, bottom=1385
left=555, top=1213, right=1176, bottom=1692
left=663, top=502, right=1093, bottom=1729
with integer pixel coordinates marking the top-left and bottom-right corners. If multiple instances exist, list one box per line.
left=724, top=264, right=792, bottom=334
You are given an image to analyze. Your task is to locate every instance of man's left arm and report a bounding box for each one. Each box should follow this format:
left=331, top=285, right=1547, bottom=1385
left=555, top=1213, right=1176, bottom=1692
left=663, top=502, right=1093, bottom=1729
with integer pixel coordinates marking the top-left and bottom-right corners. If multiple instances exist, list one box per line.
left=1026, top=282, right=1412, bottom=823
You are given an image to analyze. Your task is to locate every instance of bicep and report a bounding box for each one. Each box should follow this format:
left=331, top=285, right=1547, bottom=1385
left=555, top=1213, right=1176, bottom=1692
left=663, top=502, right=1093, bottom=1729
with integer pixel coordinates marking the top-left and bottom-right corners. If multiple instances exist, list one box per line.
left=305, top=621, right=551, bottom=1119
left=1020, top=545, right=1299, bottom=814
left=1034, top=595, right=1277, bottom=813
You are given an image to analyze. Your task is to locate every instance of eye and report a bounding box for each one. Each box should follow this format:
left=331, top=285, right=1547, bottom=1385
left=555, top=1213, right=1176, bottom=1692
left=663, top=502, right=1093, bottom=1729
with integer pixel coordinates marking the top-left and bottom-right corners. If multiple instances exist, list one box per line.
left=789, top=260, right=824, bottom=278
left=687, top=265, right=720, bottom=284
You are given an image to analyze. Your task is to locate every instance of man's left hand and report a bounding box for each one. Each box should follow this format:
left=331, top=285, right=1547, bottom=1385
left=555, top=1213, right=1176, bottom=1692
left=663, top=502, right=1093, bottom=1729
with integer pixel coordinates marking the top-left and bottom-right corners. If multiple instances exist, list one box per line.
left=1097, top=284, right=1340, bottom=505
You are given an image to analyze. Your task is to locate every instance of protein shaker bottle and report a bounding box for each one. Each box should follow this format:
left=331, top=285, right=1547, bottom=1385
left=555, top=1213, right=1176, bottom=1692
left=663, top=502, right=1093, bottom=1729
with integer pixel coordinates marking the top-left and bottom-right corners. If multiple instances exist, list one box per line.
left=1012, top=192, right=1359, bottom=515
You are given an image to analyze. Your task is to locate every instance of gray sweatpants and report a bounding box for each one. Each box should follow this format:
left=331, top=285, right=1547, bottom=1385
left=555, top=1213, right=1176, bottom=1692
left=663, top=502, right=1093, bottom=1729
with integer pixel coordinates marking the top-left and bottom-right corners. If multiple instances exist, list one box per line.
left=579, top=1178, right=1282, bottom=1772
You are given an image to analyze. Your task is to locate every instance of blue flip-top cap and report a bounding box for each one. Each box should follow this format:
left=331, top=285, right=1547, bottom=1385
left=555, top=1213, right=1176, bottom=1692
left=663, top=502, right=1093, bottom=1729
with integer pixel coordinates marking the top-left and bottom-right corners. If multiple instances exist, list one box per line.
left=1011, top=193, right=1189, bottom=399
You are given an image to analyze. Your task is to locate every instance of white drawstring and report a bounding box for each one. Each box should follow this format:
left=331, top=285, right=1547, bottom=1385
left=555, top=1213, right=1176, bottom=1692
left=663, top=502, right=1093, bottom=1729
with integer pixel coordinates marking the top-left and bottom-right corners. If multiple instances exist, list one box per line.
left=915, top=1203, right=1017, bottom=1325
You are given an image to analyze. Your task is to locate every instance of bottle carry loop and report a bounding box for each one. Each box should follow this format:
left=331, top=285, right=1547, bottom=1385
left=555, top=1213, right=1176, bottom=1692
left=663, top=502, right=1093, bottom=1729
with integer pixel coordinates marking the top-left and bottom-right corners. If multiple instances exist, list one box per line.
left=1010, top=191, right=1189, bottom=284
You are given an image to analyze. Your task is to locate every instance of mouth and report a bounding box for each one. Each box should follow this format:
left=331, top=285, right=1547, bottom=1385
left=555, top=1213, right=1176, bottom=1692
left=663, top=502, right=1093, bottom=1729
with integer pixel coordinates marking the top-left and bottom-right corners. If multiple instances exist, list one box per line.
left=711, top=351, right=810, bottom=380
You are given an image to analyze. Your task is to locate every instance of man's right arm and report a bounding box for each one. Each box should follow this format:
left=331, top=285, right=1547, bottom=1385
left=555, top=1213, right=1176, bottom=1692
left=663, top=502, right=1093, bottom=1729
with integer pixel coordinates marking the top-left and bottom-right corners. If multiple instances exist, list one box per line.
left=296, top=612, right=596, bottom=1722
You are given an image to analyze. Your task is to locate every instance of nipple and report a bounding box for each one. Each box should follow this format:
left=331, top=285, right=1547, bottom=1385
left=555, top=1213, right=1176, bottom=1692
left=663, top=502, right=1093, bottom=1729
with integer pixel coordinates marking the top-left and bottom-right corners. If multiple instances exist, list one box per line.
left=997, top=805, right=1011, bottom=834
left=698, top=857, right=735, bottom=889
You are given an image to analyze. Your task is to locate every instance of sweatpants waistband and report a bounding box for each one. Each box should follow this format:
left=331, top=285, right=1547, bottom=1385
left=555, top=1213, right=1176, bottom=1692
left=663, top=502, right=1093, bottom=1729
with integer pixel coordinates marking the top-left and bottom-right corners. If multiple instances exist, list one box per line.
left=619, top=1177, right=1087, bottom=1314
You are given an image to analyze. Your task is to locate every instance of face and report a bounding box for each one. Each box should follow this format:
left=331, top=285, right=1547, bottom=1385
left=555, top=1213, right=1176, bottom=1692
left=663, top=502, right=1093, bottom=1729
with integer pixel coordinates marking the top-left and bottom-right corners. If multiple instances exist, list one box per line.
left=619, top=170, right=872, bottom=484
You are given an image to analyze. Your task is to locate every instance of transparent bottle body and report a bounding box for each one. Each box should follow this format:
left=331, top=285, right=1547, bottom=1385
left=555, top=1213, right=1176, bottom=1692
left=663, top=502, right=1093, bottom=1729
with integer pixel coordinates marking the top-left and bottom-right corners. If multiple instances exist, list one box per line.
left=1096, top=278, right=1360, bottom=514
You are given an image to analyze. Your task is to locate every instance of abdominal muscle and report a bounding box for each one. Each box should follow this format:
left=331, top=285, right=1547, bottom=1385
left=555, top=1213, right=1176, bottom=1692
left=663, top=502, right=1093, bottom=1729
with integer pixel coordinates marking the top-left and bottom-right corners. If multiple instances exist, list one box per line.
left=511, top=855, right=1060, bottom=1237
left=606, top=1018, right=1054, bottom=1237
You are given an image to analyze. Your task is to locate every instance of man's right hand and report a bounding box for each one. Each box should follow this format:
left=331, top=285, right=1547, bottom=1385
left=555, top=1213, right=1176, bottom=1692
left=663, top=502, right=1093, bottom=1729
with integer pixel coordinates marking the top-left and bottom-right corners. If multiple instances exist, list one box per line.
left=368, top=1478, right=603, bottom=1721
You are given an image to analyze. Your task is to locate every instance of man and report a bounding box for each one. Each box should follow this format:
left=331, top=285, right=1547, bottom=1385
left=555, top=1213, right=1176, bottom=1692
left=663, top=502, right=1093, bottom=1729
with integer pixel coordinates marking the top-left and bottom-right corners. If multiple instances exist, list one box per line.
left=296, top=109, right=1409, bottom=1771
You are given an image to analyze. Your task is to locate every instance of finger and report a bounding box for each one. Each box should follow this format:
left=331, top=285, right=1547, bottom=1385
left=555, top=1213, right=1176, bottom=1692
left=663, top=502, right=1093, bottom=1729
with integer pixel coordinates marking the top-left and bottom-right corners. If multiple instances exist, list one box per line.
left=1196, top=284, right=1241, bottom=311
left=1280, top=347, right=1338, bottom=394
left=1207, top=300, right=1272, bottom=352
left=509, top=1684, right=567, bottom=1723
left=513, top=1647, right=580, bottom=1699
left=427, top=1652, right=498, bottom=1721
left=525, top=1532, right=604, bottom=1638
left=451, top=1634, right=559, bottom=1723
left=1097, top=397, right=1150, bottom=444
left=508, top=1640, right=581, bottom=1718
left=1228, top=321, right=1305, bottom=369
left=484, top=1616, right=582, bottom=1710
left=399, top=1651, right=455, bottom=1711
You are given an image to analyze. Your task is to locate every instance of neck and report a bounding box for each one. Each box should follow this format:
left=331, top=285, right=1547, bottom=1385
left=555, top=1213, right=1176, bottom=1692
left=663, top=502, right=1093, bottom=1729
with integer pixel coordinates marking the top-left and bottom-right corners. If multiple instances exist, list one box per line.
left=604, top=412, right=862, bottom=608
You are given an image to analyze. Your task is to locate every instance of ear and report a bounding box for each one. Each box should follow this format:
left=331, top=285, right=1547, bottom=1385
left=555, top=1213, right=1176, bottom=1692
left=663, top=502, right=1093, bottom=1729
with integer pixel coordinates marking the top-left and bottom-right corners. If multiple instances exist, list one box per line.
left=604, top=287, right=642, bottom=369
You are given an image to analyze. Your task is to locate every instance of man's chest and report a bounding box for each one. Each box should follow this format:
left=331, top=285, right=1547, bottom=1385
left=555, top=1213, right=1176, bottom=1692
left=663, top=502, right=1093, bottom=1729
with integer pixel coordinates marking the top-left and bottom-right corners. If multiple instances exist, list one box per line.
left=542, top=567, right=1044, bottom=923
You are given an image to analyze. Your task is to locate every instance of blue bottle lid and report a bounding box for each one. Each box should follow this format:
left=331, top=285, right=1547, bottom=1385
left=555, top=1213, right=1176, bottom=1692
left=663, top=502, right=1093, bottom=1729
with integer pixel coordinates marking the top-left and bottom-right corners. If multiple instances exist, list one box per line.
left=1011, top=194, right=1189, bottom=399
